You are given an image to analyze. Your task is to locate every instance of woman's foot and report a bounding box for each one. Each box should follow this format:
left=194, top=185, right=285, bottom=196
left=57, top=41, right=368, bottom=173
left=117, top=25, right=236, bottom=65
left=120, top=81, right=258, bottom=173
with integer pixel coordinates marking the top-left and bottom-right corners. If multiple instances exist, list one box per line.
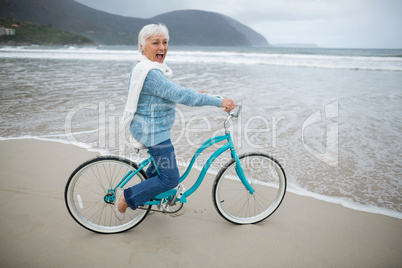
left=114, top=189, right=128, bottom=220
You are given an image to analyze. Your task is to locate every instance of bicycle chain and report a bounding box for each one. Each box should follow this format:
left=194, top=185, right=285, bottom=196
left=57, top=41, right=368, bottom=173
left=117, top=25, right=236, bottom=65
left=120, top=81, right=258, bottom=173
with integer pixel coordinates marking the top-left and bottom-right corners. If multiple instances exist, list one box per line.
left=137, top=202, right=184, bottom=214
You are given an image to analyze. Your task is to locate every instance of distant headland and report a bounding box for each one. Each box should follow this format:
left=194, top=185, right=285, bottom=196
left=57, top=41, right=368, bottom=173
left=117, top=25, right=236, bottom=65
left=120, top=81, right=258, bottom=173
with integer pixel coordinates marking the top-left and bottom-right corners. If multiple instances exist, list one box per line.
left=0, top=0, right=269, bottom=47
left=0, top=16, right=95, bottom=46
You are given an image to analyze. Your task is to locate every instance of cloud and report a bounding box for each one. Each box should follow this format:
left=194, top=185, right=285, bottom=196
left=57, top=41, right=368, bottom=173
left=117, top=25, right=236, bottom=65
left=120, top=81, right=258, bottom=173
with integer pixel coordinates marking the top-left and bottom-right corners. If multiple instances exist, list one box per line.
left=76, top=0, right=188, bottom=18
left=246, top=0, right=402, bottom=48
left=75, top=0, right=402, bottom=48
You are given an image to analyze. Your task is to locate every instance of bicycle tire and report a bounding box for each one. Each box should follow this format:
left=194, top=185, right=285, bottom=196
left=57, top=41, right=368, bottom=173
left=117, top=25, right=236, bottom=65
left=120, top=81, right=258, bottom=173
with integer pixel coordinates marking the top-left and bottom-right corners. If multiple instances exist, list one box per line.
left=65, top=156, right=150, bottom=234
left=213, top=153, right=286, bottom=224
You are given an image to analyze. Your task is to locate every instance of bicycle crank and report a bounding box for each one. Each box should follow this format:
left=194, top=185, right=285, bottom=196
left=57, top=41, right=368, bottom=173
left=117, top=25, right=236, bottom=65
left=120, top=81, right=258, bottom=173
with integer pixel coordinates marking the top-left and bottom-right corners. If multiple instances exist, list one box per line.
left=138, top=201, right=184, bottom=214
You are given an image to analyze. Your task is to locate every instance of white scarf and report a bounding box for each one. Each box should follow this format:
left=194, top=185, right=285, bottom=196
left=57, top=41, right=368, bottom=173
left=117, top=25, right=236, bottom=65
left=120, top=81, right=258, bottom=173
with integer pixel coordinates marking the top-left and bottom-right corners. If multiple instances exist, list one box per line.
left=122, top=53, right=172, bottom=122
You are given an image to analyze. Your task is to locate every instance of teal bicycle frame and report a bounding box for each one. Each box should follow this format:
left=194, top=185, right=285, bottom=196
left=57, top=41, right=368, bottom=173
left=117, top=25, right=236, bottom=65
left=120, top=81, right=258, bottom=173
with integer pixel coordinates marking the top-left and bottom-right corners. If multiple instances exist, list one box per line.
left=113, top=131, right=255, bottom=206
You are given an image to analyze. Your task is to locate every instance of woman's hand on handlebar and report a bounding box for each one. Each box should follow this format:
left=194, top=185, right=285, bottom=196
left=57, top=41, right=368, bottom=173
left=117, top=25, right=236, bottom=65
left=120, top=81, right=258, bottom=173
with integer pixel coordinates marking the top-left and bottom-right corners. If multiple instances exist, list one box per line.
left=201, top=93, right=235, bottom=112
left=221, top=99, right=236, bottom=112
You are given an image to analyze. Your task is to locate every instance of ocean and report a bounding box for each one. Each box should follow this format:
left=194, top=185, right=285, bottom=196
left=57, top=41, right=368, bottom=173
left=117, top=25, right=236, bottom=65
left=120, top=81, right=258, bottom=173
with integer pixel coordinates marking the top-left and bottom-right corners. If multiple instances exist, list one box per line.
left=1, top=45, right=401, bottom=219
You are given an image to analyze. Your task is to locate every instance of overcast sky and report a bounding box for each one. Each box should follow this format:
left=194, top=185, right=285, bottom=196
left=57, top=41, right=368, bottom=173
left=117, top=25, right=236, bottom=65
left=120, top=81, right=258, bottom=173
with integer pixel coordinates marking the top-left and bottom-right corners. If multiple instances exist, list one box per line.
left=75, top=0, right=402, bottom=48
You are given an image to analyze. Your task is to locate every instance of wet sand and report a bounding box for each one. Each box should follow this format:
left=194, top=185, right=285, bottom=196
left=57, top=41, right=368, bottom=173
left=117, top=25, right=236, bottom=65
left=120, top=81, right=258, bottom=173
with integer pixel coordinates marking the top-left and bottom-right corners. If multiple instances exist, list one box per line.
left=0, top=139, right=401, bottom=267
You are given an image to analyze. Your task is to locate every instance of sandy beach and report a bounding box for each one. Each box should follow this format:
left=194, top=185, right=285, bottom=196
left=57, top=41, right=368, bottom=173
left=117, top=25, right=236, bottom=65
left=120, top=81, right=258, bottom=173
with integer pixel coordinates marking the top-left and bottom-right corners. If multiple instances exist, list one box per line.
left=0, top=138, right=401, bottom=267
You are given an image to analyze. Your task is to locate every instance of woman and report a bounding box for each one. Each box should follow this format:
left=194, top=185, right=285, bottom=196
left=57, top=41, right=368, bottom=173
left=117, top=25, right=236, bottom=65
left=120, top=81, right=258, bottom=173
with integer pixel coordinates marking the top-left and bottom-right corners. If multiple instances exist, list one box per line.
left=115, top=24, right=236, bottom=220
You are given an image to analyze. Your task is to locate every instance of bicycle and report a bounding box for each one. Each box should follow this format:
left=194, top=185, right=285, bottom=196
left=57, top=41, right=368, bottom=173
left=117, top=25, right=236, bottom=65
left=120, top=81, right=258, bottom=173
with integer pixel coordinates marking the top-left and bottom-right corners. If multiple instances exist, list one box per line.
left=65, top=105, right=287, bottom=234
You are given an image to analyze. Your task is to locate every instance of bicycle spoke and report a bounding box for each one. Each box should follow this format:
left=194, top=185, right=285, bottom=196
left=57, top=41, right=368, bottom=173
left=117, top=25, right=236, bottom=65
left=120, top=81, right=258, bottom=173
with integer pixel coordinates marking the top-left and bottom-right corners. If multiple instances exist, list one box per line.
left=65, top=156, right=151, bottom=233
left=213, top=153, right=286, bottom=224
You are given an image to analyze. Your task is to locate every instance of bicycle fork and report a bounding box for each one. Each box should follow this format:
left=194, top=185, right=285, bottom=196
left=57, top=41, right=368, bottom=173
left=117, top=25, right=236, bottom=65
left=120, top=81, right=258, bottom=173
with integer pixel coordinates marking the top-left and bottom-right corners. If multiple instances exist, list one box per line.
left=228, top=137, right=255, bottom=194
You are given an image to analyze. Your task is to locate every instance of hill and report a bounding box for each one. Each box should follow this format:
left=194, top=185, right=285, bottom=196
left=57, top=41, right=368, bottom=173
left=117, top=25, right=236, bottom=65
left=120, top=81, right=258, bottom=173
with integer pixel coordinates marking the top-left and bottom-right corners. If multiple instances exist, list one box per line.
left=152, top=10, right=268, bottom=47
left=0, top=16, right=95, bottom=46
left=0, top=0, right=269, bottom=46
left=0, top=0, right=150, bottom=45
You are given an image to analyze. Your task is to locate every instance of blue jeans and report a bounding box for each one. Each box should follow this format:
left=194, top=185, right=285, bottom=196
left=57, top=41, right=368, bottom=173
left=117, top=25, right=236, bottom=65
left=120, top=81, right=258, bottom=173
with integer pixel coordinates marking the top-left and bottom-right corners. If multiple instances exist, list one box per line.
left=124, top=139, right=180, bottom=210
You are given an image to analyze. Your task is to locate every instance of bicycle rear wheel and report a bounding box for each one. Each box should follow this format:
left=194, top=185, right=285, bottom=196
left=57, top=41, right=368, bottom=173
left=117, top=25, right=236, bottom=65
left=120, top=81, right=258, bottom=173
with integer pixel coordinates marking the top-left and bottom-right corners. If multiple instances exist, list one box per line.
left=213, top=153, right=286, bottom=224
left=65, top=156, right=150, bottom=234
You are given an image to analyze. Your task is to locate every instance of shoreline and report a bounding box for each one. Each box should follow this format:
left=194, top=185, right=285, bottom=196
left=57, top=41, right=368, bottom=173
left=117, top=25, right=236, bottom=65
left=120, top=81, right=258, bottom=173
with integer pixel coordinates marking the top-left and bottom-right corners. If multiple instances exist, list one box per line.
left=0, top=138, right=401, bottom=267
left=1, top=135, right=400, bottom=220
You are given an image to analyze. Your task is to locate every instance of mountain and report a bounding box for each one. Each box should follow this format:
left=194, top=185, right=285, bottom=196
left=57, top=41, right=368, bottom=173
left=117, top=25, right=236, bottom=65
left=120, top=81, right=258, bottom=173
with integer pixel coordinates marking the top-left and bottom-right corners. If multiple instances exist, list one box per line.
left=152, top=10, right=269, bottom=47
left=0, top=0, right=270, bottom=46
left=0, top=0, right=151, bottom=45
left=0, top=16, right=95, bottom=45
left=222, top=15, right=269, bottom=47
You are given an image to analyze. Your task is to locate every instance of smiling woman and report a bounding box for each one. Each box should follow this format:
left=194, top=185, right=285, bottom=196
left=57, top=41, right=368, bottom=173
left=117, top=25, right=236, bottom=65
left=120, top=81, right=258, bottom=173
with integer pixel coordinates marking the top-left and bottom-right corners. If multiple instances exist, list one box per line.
left=115, top=24, right=236, bottom=219
left=142, top=35, right=168, bottom=63
left=138, top=24, right=170, bottom=63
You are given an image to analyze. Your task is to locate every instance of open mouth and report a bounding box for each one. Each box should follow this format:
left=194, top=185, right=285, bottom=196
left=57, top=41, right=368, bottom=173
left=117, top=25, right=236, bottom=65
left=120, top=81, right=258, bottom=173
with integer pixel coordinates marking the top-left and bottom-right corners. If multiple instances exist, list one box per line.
left=156, top=53, right=164, bottom=62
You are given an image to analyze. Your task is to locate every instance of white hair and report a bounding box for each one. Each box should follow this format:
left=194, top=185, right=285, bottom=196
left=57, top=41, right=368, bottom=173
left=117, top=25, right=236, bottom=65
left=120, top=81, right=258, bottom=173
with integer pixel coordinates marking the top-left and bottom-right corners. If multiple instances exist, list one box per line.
left=138, top=24, right=169, bottom=54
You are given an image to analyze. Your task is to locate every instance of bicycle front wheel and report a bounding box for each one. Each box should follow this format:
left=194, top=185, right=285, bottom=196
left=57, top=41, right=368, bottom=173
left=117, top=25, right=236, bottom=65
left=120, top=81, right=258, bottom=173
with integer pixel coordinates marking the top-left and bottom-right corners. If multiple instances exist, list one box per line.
left=65, top=156, right=150, bottom=234
left=213, top=153, right=286, bottom=224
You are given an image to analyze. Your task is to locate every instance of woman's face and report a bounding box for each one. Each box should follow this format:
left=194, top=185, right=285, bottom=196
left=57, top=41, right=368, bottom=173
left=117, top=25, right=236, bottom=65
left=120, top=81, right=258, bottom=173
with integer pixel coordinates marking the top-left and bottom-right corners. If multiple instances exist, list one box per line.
left=142, top=35, right=168, bottom=63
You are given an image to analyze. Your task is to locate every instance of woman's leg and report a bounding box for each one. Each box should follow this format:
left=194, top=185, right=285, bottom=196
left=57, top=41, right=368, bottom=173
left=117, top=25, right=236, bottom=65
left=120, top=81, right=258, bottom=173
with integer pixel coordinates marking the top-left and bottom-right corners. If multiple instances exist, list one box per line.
left=123, top=139, right=180, bottom=210
left=145, top=161, right=158, bottom=178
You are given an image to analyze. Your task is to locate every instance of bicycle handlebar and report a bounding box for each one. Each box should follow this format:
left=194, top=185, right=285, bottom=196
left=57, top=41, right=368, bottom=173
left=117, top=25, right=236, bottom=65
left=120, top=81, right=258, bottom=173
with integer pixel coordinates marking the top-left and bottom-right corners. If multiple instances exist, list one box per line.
left=208, top=94, right=241, bottom=133
left=229, top=104, right=242, bottom=118
left=223, top=104, right=242, bottom=134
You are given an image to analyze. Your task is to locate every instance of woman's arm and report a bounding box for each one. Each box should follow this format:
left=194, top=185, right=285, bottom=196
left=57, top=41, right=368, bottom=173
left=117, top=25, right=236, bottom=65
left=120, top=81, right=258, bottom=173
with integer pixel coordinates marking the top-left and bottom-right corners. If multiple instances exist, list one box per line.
left=198, top=90, right=236, bottom=112
left=146, top=69, right=236, bottom=110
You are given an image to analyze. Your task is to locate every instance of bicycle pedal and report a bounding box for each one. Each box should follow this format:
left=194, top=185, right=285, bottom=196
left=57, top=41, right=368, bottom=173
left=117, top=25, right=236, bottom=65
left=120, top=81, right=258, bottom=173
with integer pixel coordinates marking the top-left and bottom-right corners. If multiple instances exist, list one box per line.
left=177, top=185, right=185, bottom=202
left=157, top=200, right=170, bottom=212
left=168, top=184, right=185, bottom=206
